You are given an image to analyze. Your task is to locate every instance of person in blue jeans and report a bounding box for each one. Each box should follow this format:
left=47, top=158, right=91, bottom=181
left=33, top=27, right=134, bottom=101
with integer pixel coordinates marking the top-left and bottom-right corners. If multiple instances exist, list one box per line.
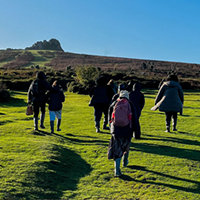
left=46, top=81, right=65, bottom=133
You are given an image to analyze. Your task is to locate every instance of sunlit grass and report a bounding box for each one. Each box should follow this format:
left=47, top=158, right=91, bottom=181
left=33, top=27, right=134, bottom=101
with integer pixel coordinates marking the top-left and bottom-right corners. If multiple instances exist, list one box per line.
left=0, top=90, right=200, bottom=199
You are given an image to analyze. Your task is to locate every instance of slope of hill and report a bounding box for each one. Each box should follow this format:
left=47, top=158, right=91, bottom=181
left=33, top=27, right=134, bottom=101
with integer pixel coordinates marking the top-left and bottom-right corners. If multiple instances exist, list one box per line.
left=1, top=49, right=200, bottom=81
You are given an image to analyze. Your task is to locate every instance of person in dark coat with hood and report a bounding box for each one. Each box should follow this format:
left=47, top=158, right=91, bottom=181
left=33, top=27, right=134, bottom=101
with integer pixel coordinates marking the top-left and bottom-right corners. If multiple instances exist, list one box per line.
left=89, top=75, right=115, bottom=133
left=27, top=71, right=56, bottom=130
left=152, top=74, right=184, bottom=132
left=110, top=83, right=126, bottom=104
left=129, top=82, right=145, bottom=119
left=107, top=90, right=141, bottom=176
left=46, top=81, right=65, bottom=133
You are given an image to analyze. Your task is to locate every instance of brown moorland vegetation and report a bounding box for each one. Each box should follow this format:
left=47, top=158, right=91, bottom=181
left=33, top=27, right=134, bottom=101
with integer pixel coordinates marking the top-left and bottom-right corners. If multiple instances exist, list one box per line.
left=1, top=49, right=200, bottom=91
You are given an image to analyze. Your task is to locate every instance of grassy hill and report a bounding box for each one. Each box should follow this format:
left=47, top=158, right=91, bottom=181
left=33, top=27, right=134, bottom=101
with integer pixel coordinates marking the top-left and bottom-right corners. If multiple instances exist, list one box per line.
left=0, top=90, right=200, bottom=199
left=1, top=49, right=200, bottom=78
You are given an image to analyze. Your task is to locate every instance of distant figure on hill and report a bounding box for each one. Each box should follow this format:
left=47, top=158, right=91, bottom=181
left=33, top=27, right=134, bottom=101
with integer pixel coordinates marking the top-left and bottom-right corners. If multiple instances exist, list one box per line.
left=107, top=90, right=141, bottom=176
left=27, top=71, right=57, bottom=131
left=89, top=75, right=115, bottom=133
left=46, top=81, right=65, bottom=134
left=108, top=79, right=118, bottom=94
left=151, top=74, right=184, bottom=132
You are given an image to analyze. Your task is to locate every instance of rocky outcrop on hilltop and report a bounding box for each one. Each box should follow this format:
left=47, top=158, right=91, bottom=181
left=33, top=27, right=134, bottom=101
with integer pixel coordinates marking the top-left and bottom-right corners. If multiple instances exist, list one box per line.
left=25, top=38, right=64, bottom=51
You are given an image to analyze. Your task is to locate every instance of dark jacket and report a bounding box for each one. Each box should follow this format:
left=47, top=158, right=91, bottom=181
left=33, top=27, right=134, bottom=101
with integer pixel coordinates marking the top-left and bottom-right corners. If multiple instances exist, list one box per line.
left=89, top=76, right=114, bottom=107
left=28, top=80, right=52, bottom=104
left=129, top=83, right=145, bottom=118
left=46, top=85, right=65, bottom=111
left=108, top=99, right=141, bottom=138
left=27, top=71, right=55, bottom=104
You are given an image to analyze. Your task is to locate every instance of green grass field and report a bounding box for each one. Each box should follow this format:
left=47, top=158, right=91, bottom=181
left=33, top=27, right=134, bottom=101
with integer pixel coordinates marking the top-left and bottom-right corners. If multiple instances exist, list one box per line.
left=0, top=90, right=200, bottom=200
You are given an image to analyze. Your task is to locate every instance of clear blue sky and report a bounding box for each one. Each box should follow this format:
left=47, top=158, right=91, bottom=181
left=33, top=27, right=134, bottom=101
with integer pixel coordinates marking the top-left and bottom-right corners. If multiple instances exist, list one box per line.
left=1, top=0, right=200, bottom=64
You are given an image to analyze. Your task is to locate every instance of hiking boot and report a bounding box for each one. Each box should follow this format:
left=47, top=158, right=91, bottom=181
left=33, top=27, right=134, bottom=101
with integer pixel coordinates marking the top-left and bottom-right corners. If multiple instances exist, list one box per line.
left=114, top=169, right=122, bottom=177
left=34, top=117, right=38, bottom=131
left=40, top=114, right=45, bottom=129
left=173, top=128, right=177, bottom=131
left=50, top=121, right=54, bottom=134
left=123, top=160, right=129, bottom=167
left=57, top=119, right=61, bottom=131
left=114, top=158, right=122, bottom=177
left=165, top=127, right=170, bottom=132
left=123, top=152, right=129, bottom=167
left=103, top=125, right=110, bottom=130
left=96, top=127, right=100, bottom=133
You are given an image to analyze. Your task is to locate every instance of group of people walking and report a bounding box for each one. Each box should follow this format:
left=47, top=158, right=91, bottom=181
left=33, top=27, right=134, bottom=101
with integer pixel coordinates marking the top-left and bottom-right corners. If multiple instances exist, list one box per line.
left=27, top=71, right=183, bottom=177
left=27, top=71, right=65, bottom=134
left=89, top=73, right=183, bottom=176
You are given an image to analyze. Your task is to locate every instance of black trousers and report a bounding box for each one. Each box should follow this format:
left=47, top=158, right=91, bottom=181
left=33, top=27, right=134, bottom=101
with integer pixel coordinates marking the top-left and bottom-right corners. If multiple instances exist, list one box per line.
left=94, top=105, right=109, bottom=124
left=165, top=112, right=177, bottom=122
left=33, top=101, right=46, bottom=118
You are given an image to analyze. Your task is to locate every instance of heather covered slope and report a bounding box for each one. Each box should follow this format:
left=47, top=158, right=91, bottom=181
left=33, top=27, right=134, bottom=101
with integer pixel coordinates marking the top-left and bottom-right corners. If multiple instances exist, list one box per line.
left=1, top=49, right=200, bottom=80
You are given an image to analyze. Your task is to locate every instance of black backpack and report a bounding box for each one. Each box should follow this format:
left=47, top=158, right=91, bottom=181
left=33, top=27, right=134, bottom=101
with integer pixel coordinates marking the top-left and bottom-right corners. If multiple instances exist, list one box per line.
left=31, top=80, right=43, bottom=97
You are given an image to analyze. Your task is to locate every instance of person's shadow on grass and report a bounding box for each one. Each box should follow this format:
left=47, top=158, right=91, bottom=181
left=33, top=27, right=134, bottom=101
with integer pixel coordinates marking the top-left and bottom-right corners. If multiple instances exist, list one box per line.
left=119, top=165, right=200, bottom=194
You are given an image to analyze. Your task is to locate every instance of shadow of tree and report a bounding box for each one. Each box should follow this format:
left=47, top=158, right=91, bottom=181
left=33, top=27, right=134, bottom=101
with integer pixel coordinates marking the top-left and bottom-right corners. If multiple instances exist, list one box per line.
left=17, top=144, right=92, bottom=199
left=120, top=165, right=200, bottom=194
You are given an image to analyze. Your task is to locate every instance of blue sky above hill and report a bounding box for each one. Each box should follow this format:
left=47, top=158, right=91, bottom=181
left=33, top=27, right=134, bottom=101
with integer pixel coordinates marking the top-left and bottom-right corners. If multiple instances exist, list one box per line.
left=1, top=0, right=200, bottom=64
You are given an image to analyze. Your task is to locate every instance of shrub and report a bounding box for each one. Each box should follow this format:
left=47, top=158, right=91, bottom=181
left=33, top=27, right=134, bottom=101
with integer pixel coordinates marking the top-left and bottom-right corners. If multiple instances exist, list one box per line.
left=75, top=65, right=100, bottom=86
left=0, top=82, right=10, bottom=102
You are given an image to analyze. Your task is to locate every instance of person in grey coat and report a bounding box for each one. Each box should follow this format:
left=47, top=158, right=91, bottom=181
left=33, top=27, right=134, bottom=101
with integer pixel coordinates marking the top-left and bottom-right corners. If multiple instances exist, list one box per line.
left=152, top=74, right=184, bottom=132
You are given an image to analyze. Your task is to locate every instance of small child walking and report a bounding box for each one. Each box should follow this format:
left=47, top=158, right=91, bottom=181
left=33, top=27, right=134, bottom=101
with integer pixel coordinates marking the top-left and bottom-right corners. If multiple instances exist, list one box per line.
left=46, top=81, right=65, bottom=133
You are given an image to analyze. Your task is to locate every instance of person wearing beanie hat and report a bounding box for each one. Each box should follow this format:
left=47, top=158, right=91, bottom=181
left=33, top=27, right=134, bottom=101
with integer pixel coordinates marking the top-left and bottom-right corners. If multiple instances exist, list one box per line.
left=152, top=73, right=184, bottom=132
left=107, top=90, right=141, bottom=176
left=119, top=90, right=129, bottom=100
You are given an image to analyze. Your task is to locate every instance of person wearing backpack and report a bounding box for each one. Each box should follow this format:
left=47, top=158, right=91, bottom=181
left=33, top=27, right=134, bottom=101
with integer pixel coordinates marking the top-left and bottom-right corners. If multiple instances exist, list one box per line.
left=46, top=81, right=65, bottom=133
left=89, top=75, right=115, bottom=133
left=27, top=71, right=57, bottom=131
left=107, top=90, right=141, bottom=176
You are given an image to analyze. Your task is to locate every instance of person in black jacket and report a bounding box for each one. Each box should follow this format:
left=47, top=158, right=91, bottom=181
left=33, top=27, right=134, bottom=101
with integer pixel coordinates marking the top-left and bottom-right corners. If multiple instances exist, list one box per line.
left=27, top=71, right=56, bottom=130
left=107, top=90, right=141, bottom=176
left=46, top=81, right=65, bottom=133
left=110, top=83, right=126, bottom=104
left=89, top=75, right=115, bottom=133
left=129, top=82, right=145, bottom=119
